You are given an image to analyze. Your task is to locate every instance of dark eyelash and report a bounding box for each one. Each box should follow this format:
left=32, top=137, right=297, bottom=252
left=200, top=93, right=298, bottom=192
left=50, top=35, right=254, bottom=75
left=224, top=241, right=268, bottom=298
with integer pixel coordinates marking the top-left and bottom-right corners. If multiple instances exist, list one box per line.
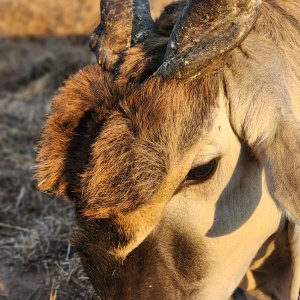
left=185, top=158, right=218, bottom=183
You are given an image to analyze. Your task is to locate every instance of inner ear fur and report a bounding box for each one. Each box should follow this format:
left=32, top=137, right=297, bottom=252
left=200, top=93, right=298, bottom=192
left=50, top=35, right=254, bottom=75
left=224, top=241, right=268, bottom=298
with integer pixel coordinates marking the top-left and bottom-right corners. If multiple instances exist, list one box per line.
left=35, top=65, right=114, bottom=200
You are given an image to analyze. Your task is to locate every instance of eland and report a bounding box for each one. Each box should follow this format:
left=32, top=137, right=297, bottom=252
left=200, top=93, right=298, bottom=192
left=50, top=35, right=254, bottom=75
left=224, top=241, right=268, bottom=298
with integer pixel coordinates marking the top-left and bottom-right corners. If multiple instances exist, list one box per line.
left=36, top=0, right=300, bottom=299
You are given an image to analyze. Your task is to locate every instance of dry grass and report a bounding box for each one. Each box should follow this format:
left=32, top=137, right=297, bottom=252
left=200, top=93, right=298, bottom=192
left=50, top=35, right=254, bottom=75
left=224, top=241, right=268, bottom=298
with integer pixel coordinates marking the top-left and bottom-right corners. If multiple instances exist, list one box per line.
left=0, top=1, right=172, bottom=299
left=0, top=35, right=98, bottom=299
left=0, top=2, right=99, bottom=299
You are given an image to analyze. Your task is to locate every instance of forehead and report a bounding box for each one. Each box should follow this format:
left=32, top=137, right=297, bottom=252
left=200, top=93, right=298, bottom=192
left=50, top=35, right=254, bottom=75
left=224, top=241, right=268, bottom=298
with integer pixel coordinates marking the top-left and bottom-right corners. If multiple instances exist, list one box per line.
left=118, top=75, right=219, bottom=145
left=79, top=73, right=220, bottom=218
left=37, top=64, right=220, bottom=219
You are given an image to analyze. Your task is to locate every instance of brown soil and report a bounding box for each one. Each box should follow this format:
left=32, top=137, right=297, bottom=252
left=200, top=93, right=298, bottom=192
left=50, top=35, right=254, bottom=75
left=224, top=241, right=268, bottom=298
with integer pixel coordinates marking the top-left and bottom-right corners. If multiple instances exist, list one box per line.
left=0, top=1, right=172, bottom=299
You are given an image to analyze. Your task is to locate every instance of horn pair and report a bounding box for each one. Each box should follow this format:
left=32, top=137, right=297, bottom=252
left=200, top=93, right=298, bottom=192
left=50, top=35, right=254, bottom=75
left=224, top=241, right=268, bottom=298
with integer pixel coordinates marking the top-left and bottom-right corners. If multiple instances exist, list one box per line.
left=90, top=0, right=261, bottom=80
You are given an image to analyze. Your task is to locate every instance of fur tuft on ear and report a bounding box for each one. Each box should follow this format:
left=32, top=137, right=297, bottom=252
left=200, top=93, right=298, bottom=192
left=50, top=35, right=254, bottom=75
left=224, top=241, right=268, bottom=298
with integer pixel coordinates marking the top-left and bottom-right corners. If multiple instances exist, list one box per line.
left=35, top=65, right=113, bottom=200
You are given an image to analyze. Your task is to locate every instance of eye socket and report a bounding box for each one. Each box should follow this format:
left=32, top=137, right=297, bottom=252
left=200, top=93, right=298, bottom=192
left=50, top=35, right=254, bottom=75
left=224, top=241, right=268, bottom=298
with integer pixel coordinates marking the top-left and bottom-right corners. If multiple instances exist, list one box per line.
left=185, top=158, right=219, bottom=185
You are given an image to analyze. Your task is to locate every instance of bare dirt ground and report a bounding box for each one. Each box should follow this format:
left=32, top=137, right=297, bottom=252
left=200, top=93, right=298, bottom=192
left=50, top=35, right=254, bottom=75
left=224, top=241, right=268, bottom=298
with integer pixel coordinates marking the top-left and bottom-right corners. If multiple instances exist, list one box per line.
left=0, top=1, right=171, bottom=299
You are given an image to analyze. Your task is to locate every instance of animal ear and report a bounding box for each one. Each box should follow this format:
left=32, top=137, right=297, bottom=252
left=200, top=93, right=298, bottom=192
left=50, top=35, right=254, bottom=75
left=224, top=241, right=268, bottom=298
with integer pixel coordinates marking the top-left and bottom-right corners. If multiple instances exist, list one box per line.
left=225, top=62, right=300, bottom=223
left=35, top=65, right=111, bottom=200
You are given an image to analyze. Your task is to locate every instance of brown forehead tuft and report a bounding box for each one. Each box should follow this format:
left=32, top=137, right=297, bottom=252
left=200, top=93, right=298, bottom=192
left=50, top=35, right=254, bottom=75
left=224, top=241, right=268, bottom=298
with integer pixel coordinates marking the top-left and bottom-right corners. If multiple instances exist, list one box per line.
left=36, top=52, right=220, bottom=218
left=35, top=65, right=115, bottom=199
left=80, top=74, right=220, bottom=217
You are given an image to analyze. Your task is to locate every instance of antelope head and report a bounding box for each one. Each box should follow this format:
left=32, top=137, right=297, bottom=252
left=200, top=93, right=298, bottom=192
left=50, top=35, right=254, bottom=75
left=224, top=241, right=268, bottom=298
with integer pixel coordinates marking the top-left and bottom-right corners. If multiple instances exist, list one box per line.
left=36, top=0, right=300, bottom=297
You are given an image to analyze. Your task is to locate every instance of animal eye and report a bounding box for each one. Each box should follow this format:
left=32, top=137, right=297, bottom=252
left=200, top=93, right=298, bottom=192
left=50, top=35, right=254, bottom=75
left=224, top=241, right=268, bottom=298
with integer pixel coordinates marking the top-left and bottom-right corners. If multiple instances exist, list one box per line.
left=185, top=159, right=218, bottom=184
